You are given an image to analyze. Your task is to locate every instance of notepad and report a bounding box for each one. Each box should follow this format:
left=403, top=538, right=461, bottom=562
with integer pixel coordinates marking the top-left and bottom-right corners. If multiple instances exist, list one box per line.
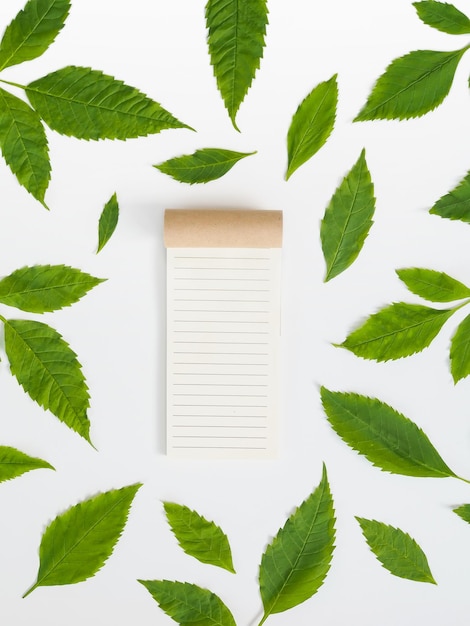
left=165, top=209, right=282, bottom=459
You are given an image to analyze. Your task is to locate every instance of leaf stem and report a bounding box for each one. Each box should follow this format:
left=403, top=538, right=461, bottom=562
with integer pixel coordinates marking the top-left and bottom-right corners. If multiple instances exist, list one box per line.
left=0, top=78, right=26, bottom=91
left=22, top=582, right=38, bottom=598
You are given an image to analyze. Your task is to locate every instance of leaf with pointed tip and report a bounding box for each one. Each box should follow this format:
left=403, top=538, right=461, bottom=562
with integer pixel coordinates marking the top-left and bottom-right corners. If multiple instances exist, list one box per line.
left=454, top=504, right=470, bottom=523
left=355, top=47, right=468, bottom=121
left=3, top=319, right=91, bottom=443
left=414, top=1, right=470, bottom=34
left=0, top=0, right=71, bottom=71
left=97, top=193, right=119, bottom=253
left=430, top=170, right=470, bottom=223
left=321, top=149, right=376, bottom=281
left=139, top=580, right=236, bottom=626
left=450, top=313, right=470, bottom=382
left=396, top=268, right=470, bottom=302
left=258, top=464, right=335, bottom=624
left=154, top=148, right=256, bottom=184
left=0, top=446, right=54, bottom=483
left=0, top=87, right=50, bottom=206
left=286, top=75, right=338, bottom=180
left=163, top=502, right=235, bottom=573
left=26, top=66, right=192, bottom=140
left=206, top=0, right=268, bottom=130
left=320, top=387, right=460, bottom=479
left=356, top=518, right=436, bottom=584
left=23, top=483, right=141, bottom=597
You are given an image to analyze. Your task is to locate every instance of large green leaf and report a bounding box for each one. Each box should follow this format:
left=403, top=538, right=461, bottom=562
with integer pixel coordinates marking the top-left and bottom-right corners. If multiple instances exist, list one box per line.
left=3, top=318, right=91, bottom=443
left=23, top=484, right=141, bottom=597
left=163, top=502, right=235, bottom=573
left=450, top=313, right=470, bottom=383
left=206, top=0, right=268, bottom=130
left=320, top=388, right=460, bottom=479
left=356, top=518, right=436, bottom=584
left=26, top=66, right=192, bottom=140
left=0, top=446, right=54, bottom=483
left=321, top=148, right=376, bottom=281
left=286, top=75, right=338, bottom=180
left=430, top=170, right=470, bottom=223
left=355, top=47, right=468, bottom=121
left=0, top=87, right=50, bottom=206
left=139, top=580, right=236, bottom=626
left=453, top=504, right=470, bottom=523
left=0, top=265, right=104, bottom=313
left=0, top=0, right=71, bottom=71
left=338, top=302, right=456, bottom=361
left=413, top=1, right=470, bottom=34
left=396, top=267, right=470, bottom=302
left=97, top=193, right=119, bottom=253
left=258, top=464, right=335, bottom=624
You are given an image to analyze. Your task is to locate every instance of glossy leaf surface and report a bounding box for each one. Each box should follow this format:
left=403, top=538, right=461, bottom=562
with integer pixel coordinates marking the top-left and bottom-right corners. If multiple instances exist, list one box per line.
left=396, top=267, right=470, bottom=302
left=413, top=1, right=470, bottom=34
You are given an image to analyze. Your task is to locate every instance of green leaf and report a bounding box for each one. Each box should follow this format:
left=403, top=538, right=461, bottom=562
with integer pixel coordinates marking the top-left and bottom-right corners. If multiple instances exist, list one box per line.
left=154, top=148, right=256, bottom=184
left=356, top=518, right=436, bottom=584
left=396, top=267, right=470, bottom=302
left=23, top=483, right=141, bottom=597
left=26, top=66, right=192, bottom=140
left=97, top=193, right=119, bottom=253
left=286, top=75, right=338, bottom=180
left=0, top=0, right=71, bottom=71
left=0, top=87, right=50, bottom=206
left=3, top=318, right=91, bottom=443
left=355, top=47, right=468, bottom=121
left=258, top=464, right=335, bottom=624
left=430, top=170, right=470, bottom=223
left=450, top=313, right=470, bottom=382
left=321, top=149, right=376, bottom=281
left=206, top=0, right=268, bottom=130
left=163, top=502, right=235, bottom=573
left=453, top=504, right=470, bottom=523
left=138, top=580, right=236, bottom=626
left=0, top=264, right=104, bottom=313
left=414, top=1, right=470, bottom=34
left=0, top=446, right=54, bottom=483
left=339, top=302, right=456, bottom=361
left=320, top=387, right=460, bottom=479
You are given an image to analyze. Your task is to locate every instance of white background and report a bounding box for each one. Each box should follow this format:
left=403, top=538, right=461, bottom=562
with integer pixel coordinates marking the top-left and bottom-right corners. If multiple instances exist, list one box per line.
left=1, top=0, right=470, bottom=623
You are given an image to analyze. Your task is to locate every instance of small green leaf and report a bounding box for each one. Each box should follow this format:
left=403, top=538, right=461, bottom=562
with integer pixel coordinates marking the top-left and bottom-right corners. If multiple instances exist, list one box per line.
left=258, top=464, right=335, bottom=624
left=355, top=47, right=468, bottom=121
left=453, top=504, right=470, bottom=523
left=396, top=268, right=470, bottom=302
left=414, top=1, right=470, bottom=34
left=26, top=66, right=192, bottom=140
left=321, top=148, right=376, bottom=281
left=97, top=193, right=119, bottom=253
left=154, top=148, right=256, bottom=184
left=163, top=502, right=235, bottom=573
left=286, top=75, right=338, bottom=180
left=321, top=388, right=460, bottom=479
left=0, top=0, right=71, bottom=71
left=0, top=446, right=54, bottom=483
left=356, top=518, right=436, bottom=584
left=23, top=483, right=141, bottom=597
left=0, top=87, right=50, bottom=206
left=450, top=313, right=470, bottom=382
left=0, top=265, right=104, bottom=313
left=3, top=319, right=91, bottom=443
left=139, top=580, right=236, bottom=626
left=430, top=170, right=470, bottom=223
left=206, top=0, right=268, bottom=130
left=339, top=302, right=456, bottom=361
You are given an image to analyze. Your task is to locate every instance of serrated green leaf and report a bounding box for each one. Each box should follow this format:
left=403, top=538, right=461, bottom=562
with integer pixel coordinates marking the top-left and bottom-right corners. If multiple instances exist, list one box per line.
left=0, top=0, right=71, bottom=71
left=0, top=87, right=50, bottom=206
left=430, top=170, right=470, bottom=223
left=450, top=313, right=470, bottom=382
left=258, top=464, right=335, bottom=624
left=23, top=483, right=141, bottom=597
left=355, top=47, right=468, bottom=121
left=3, top=318, right=91, bottom=442
left=453, top=503, right=470, bottom=523
left=26, top=66, right=192, bottom=140
left=396, top=267, right=470, bottom=302
left=356, top=518, right=436, bottom=584
left=138, top=580, right=236, bottom=626
left=163, top=502, right=235, bottom=573
left=0, top=265, right=104, bottom=313
left=0, top=446, right=54, bottom=483
left=97, top=193, right=119, bottom=253
left=154, top=148, right=255, bottom=184
left=414, top=1, right=470, bottom=34
left=286, top=75, right=338, bottom=180
left=206, top=0, right=268, bottom=130
left=321, top=148, right=376, bottom=281
left=321, top=388, right=459, bottom=479
left=339, top=302, right=456, bottom=361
